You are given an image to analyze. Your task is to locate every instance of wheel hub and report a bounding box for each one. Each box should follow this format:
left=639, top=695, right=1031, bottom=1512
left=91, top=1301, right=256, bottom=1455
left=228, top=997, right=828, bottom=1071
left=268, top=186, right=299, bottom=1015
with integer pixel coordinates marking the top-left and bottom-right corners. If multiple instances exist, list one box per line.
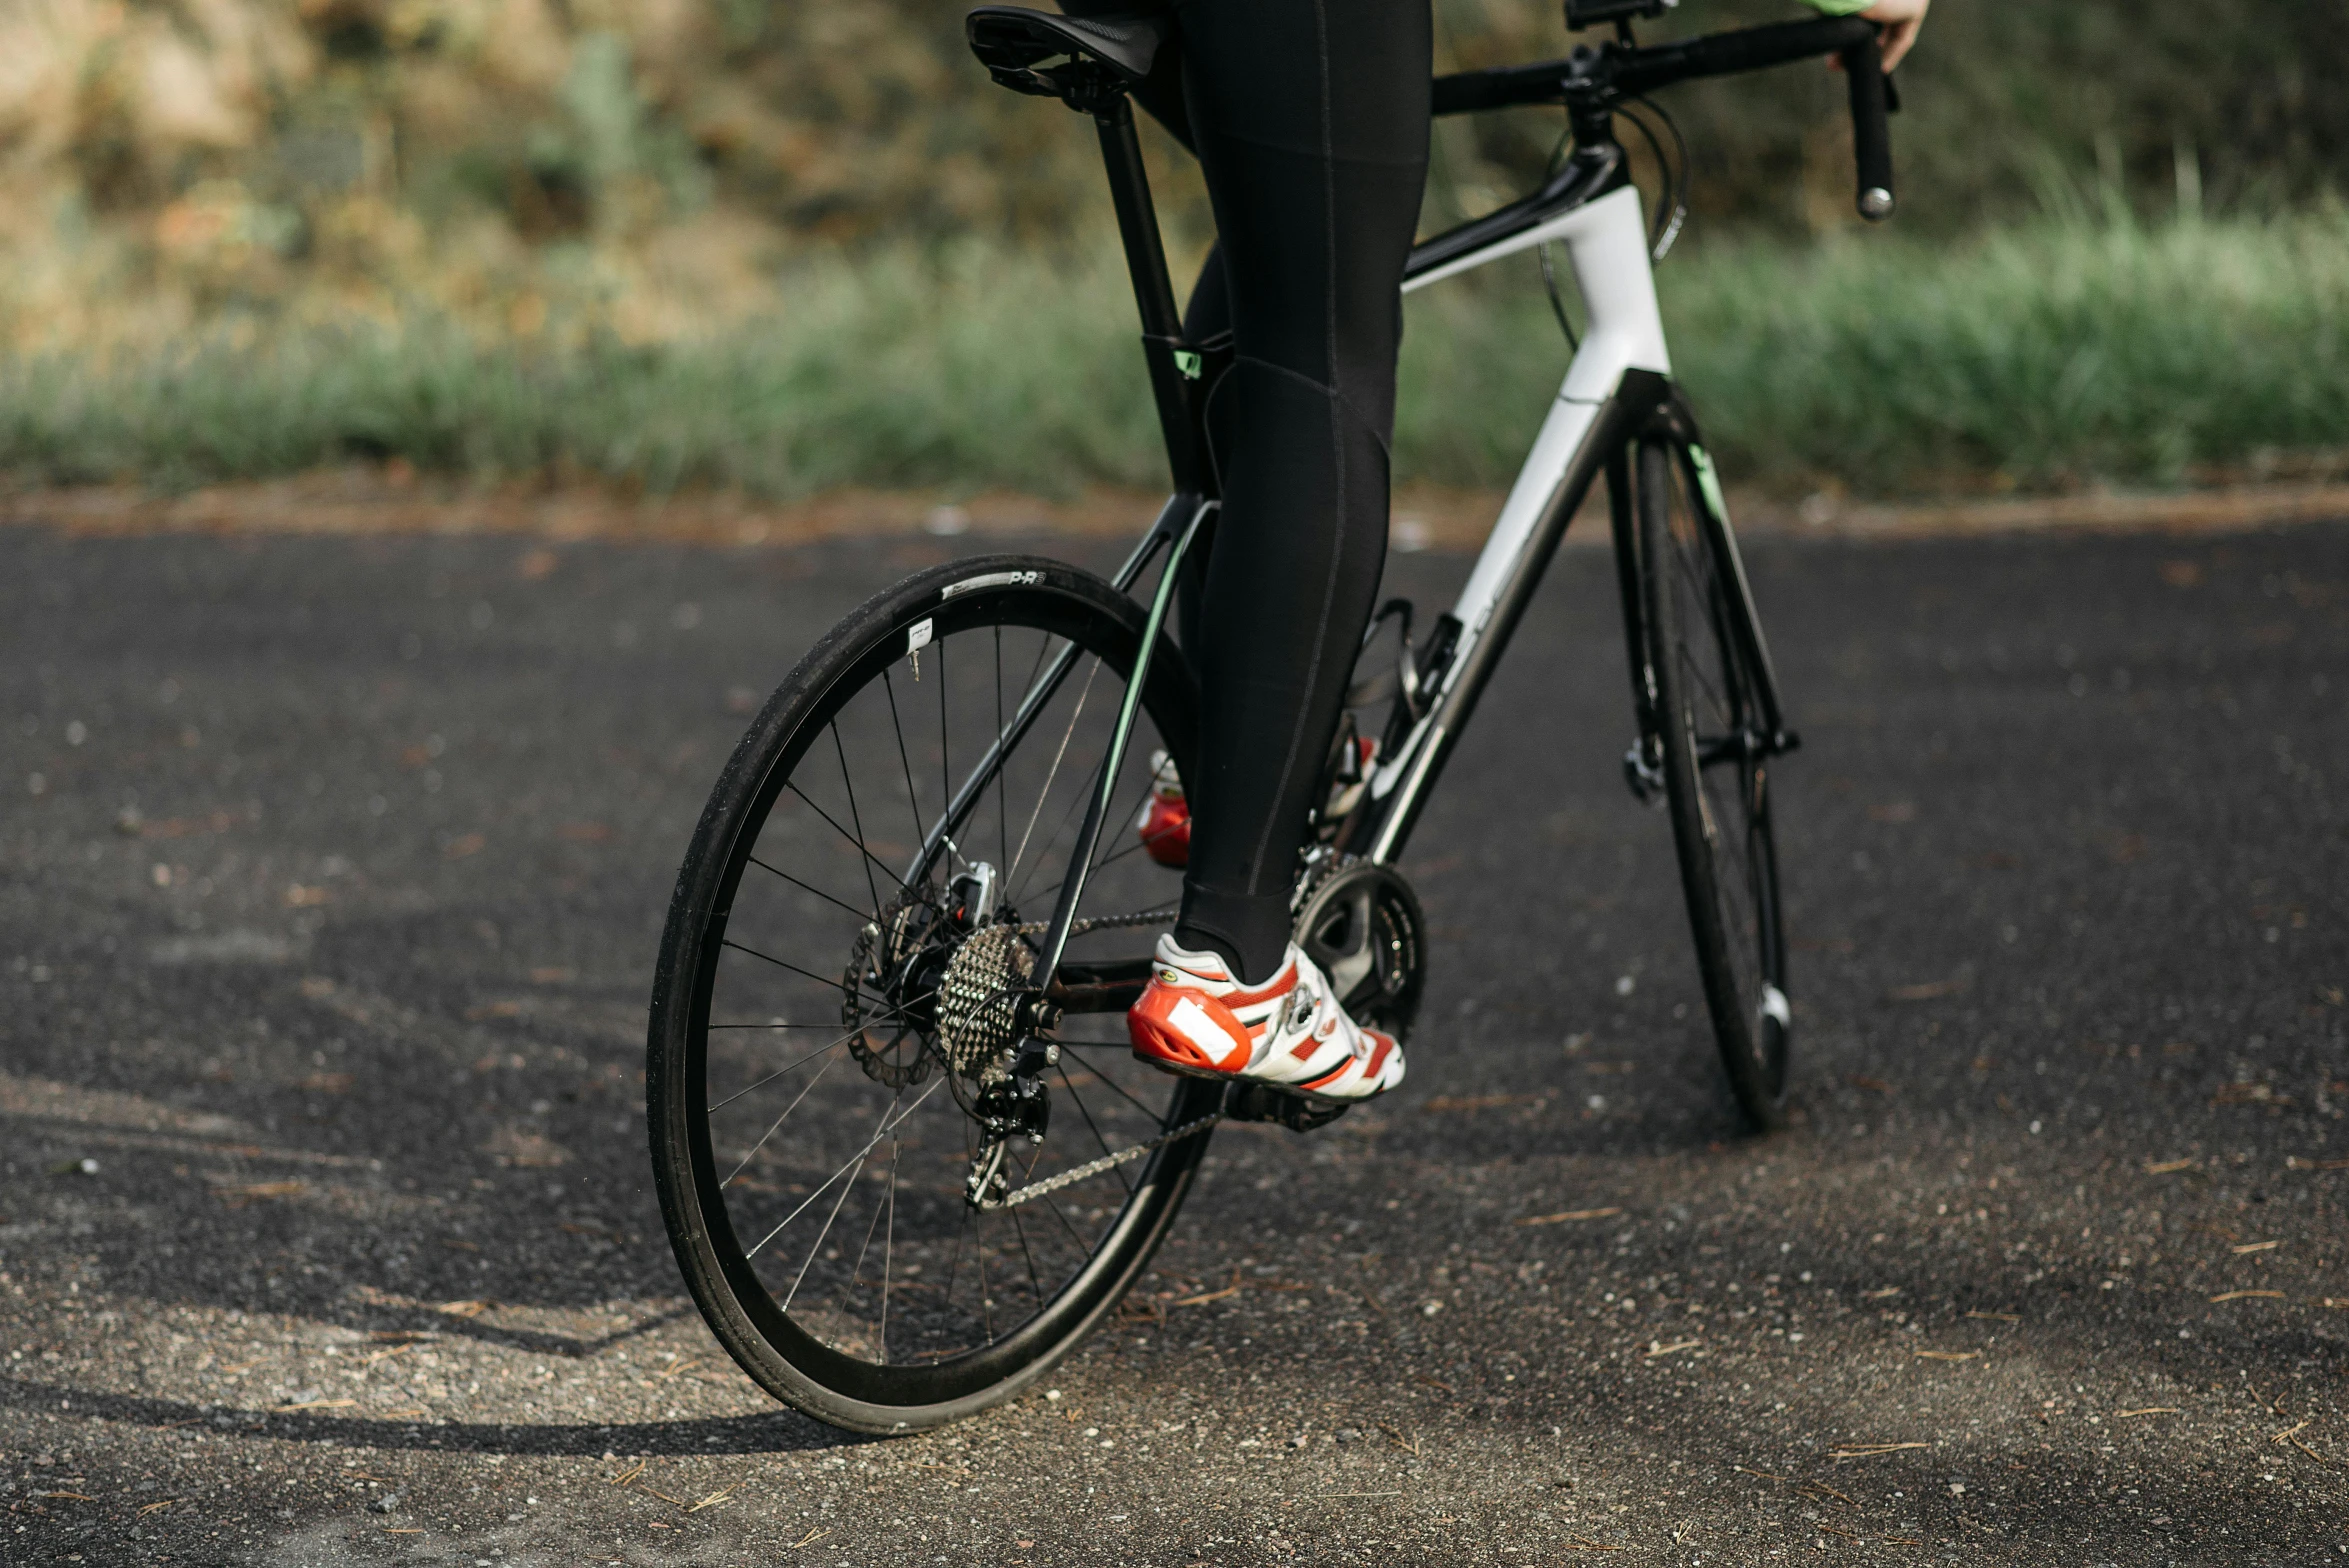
left=842, top=863, right=1045, bottom=1094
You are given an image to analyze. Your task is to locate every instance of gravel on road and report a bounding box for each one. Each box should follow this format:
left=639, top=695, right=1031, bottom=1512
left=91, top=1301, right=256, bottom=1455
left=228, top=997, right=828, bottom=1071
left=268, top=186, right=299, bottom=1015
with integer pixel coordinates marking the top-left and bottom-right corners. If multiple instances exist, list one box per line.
left=2, top=513, right=2344, bottom=1566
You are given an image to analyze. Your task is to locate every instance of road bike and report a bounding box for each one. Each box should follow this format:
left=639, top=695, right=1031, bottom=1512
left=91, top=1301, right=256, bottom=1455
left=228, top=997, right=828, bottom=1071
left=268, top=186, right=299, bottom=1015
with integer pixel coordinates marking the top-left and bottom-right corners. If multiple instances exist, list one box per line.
left=646, top=0, right=1902, bottom=1433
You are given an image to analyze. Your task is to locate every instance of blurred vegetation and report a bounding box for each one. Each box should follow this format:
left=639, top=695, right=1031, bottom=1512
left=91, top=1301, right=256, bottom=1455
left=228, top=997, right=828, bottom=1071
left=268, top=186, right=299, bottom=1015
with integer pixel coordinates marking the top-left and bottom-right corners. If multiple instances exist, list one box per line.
left=1, top=0, right=2345, bottom=495
left=9, top=212, right=2347, bottom=498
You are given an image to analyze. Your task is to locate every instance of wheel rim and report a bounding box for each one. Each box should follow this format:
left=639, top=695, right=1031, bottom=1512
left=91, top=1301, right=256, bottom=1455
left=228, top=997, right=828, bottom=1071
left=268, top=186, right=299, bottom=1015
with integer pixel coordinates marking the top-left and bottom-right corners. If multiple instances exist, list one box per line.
left=673, top=580, right=1207, bottom=1406
left=1656, top=453, right=1788, bottom=1096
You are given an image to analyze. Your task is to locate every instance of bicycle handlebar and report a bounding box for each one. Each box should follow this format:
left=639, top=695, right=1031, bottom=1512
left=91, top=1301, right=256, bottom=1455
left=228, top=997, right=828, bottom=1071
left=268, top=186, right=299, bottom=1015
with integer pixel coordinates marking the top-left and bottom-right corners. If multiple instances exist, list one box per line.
left=1431, top=13, right=1898, bottom=222
left=1840, top=31, right=1895, bottom=221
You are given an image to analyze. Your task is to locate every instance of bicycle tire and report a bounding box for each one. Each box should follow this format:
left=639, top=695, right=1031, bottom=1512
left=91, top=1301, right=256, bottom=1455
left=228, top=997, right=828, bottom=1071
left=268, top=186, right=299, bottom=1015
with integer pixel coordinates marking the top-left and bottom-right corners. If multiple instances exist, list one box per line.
left=647, top=554, right=1218, bottom=1433
left=1637, top=439, right=1793, bottom=1130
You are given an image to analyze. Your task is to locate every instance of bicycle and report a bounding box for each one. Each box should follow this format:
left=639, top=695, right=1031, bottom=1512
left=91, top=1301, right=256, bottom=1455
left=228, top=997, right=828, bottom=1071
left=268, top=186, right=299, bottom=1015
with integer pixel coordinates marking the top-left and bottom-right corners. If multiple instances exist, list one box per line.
left=646, top=0, right=1902, bottom=1434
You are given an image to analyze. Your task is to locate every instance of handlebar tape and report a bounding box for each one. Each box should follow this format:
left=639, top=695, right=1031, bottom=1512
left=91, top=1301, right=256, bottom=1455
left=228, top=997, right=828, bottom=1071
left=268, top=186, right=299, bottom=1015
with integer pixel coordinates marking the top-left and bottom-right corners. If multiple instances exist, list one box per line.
left=1840, top=32, right=1896, bottom=221
left=1609, top=15, right=1875, bottom=94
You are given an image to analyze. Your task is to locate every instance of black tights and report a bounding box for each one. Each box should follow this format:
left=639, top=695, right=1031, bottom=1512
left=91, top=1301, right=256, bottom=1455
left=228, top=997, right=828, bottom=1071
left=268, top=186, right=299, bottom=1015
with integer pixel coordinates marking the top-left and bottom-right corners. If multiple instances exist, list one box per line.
left=1061, top=0, right=1431, bottom=983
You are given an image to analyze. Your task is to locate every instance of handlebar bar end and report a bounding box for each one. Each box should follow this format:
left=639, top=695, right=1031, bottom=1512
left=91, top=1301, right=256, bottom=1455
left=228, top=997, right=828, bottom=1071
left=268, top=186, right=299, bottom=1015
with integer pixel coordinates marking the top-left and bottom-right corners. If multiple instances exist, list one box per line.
left=1858, top=187, right=1895, bottom=222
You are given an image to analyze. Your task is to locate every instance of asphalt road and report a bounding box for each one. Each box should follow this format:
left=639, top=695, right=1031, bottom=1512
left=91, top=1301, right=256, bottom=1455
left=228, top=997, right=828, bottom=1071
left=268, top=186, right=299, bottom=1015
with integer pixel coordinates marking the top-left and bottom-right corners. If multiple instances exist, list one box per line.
left=2, top=511, right=2345, bottom=1567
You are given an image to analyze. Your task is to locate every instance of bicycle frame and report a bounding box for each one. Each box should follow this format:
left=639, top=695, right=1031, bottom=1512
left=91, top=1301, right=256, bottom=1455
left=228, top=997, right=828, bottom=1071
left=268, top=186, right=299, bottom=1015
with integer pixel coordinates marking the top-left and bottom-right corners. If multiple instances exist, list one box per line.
left=933, top=26, right=1831, bottom=1000
left=1063, top=102, right=1790, bottom=880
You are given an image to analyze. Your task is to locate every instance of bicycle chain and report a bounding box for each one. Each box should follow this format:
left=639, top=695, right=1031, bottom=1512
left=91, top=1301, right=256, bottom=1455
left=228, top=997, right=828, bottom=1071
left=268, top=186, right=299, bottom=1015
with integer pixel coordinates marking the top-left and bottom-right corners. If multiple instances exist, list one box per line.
left=973, top=1109, right=1221, bottom=1211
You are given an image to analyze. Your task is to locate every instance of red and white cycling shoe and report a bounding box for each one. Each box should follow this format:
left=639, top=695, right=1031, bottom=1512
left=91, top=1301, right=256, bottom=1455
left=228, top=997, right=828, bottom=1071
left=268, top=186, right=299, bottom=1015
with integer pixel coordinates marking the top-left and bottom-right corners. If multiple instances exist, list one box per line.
left=1127, top=933, right=1404, bottom=1102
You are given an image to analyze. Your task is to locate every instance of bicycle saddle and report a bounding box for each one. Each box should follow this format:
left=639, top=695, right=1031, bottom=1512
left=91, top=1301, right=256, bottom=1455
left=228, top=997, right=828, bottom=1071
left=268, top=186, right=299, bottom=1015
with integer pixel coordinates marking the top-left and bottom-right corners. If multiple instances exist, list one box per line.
left=966, top=7, right=1169, bottom=92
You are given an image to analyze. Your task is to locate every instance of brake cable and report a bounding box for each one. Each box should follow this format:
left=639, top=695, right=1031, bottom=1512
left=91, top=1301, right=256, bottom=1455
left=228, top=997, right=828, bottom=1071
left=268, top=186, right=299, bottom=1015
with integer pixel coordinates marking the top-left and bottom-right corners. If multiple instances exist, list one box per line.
left=1618, top=95, right=1692, bottom=260
left=1536, top=123, right=1582, bottom=352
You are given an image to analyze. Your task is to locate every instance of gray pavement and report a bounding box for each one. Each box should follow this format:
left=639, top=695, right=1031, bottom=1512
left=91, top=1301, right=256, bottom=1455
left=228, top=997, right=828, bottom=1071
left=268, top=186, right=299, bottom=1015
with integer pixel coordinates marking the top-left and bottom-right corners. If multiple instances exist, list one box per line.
left=1, top=512, right=2345, bottom=1566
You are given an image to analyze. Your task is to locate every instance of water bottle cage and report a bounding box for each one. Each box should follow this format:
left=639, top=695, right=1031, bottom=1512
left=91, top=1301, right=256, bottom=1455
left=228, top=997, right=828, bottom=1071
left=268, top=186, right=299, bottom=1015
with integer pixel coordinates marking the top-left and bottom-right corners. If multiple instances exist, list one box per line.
left=1343, top=598, right=1425, bottom=718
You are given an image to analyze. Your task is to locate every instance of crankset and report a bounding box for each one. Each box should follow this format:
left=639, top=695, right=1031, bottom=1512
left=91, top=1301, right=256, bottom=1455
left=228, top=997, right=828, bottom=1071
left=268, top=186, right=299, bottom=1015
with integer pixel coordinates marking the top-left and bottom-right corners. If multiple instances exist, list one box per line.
left=1292, top=853, right=1427, bottom=1042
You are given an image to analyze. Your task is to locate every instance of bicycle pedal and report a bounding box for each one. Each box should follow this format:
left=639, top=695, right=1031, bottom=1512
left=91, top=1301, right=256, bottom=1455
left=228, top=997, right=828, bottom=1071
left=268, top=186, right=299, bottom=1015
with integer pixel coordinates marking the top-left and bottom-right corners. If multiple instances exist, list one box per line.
left=1223, top=1080, right=1349, bottom=1133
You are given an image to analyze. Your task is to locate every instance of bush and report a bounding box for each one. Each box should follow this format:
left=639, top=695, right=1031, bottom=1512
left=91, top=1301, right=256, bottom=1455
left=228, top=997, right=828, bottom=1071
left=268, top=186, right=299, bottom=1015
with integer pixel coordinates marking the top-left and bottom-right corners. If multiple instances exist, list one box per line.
left=7, top=213, right=2346, bottom=499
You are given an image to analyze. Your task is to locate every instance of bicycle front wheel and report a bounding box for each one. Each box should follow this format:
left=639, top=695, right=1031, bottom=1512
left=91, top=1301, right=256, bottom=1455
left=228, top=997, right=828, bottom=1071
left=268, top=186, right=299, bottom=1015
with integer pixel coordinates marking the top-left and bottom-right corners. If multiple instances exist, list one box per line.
left=647, top=554, right=1217, bottom=1433
left=1637, top=439, right=1793, bottom=1130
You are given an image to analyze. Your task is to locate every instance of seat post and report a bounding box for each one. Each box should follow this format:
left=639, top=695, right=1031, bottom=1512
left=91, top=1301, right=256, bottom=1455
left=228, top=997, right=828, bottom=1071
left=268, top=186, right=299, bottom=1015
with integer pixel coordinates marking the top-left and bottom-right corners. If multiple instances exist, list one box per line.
left=1091, top=97, right=1209, bottom=494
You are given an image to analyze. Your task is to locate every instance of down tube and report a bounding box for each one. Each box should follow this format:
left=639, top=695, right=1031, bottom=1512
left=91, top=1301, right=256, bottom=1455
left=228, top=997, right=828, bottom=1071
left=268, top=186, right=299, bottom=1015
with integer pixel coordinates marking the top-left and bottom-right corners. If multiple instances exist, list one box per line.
left=1365, top=370, right=1670, bottom=865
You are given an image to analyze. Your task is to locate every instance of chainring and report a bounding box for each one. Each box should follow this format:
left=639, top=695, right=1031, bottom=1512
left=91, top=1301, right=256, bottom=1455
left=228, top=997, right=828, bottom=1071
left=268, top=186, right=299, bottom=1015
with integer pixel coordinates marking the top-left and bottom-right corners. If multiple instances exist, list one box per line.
left=1292, top=855, right=1426, bottom=1042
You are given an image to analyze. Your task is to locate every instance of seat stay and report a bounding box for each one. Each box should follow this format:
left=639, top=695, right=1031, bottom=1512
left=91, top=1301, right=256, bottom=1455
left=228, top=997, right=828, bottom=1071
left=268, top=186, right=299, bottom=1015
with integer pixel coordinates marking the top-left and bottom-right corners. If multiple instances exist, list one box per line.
left=966, top=8, right=1215, bottom=500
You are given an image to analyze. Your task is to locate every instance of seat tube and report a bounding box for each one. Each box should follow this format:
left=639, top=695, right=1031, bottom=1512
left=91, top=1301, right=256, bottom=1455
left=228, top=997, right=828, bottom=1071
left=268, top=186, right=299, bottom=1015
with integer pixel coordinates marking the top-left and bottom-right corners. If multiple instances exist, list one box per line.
left=1092, top=99, right=1208, bottom=493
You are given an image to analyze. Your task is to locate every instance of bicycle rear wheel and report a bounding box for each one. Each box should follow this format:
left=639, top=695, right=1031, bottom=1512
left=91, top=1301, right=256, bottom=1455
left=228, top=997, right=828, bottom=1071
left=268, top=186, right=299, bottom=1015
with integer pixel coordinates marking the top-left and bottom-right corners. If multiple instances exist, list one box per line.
left=1637, top=439, right=1793, bottom=1129
left=647, top=554, right=1216, bottom=1433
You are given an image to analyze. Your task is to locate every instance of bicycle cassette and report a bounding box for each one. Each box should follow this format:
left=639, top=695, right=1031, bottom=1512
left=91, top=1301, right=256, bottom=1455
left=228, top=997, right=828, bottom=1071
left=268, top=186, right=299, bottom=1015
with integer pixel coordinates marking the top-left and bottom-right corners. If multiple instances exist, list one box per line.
left=932, top=920, right=1039, bottom=1084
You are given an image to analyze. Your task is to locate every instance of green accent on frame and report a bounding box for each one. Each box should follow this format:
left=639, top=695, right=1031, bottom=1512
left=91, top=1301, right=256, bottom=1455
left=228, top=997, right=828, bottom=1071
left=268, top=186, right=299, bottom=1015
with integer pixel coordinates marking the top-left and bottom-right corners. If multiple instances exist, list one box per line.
left=1172, top=349, right=1202, bottom=380
left=1689, top=445, right=1731, bottom=525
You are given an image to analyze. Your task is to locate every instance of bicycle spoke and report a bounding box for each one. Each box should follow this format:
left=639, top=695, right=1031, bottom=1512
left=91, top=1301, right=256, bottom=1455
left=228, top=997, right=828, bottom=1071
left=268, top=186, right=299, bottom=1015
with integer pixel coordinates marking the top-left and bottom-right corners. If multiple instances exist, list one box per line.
left=1069, top=769, right=1164, bottom=888
left=882, top=667, right=927, bottom=847
left=1039, top=1186, right=1093, bottom=1254
left=781, top=1138, right=872, bottom=1313
left=1009, top=744, right=1117, bottom=911
left=943, top=1189, right=969, bottom=1322
left=1054, top=1060, right=1135, bottom=1196
left=976, top=1213, right=996, bottom=1345
left=879, top=1139, right=899, bottom=1364
left=839, top=1152, right=892, bottom=1308
left=783, top=782, right=905, bottom=911
left=1017, top=778, right=1161, bottom=916
left=1010, top=1203, right=1047, bottom=1310
left=745, top=854, right=875, bottom=927
left=708, top=996, right=930, bottom=1114
left=1079, top=1055, right=1178, bottom=1126
left=721, top=937, right=857, bottom=997
left=1007, top=655, right=1105, bottom=897
left=745, top=1078, right=941, bottom=1261
left=723, top=1046, right=847, bottom=1187
left=833, top=722, right=886, bottom=921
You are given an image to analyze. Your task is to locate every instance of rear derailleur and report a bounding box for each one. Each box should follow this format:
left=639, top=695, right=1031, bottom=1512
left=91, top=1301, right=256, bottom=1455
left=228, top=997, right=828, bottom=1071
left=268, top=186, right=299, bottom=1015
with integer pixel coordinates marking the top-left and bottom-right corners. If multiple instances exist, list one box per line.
left=964, top=1018, right=1060, bottom=1207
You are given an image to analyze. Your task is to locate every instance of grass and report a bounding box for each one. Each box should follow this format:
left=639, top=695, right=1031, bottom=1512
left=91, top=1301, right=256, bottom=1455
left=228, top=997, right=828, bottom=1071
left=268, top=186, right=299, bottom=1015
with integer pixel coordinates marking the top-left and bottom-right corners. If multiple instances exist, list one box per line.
left=6, top=211, right=2349, bottom=499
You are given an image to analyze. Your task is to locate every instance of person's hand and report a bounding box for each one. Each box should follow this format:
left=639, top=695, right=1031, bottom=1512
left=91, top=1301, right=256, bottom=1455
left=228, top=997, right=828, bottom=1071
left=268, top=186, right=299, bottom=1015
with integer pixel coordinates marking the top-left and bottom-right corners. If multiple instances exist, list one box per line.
left=1857, top=0, right=1929, bottom=73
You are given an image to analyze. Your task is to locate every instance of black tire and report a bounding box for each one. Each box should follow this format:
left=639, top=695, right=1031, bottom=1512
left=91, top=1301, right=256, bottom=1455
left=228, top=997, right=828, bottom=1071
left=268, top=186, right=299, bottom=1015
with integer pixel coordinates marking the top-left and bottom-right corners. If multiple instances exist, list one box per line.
left=647, top=555, right=1218, bottom=1433
left=1637, top=440, right=1793, bottom=1130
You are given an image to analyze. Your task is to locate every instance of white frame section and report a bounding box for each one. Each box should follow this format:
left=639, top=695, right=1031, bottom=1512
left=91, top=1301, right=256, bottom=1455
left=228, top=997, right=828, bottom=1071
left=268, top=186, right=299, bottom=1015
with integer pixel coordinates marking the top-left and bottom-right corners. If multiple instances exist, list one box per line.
left=1366, top=183, right=1671, bottom=859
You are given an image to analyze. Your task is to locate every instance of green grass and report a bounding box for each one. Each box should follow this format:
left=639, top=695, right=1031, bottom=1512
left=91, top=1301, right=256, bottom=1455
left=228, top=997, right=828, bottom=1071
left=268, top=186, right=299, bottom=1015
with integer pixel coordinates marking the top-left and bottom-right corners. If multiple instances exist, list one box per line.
left=8, top=212, right=2349, bottom=498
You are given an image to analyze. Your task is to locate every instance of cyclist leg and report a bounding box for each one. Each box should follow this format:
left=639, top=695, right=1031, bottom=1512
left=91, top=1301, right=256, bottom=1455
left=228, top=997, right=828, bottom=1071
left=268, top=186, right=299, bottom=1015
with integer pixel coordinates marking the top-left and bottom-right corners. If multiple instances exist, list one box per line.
left=1056, top=0, right=1428, bottom=984
left=1164, top=0, right=1431, bottom=982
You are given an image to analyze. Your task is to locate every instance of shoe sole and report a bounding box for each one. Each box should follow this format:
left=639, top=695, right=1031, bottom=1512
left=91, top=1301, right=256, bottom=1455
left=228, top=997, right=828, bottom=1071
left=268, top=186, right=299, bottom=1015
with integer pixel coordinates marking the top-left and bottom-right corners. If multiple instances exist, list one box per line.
left=1128, top=1044, right=1394, bottom=1107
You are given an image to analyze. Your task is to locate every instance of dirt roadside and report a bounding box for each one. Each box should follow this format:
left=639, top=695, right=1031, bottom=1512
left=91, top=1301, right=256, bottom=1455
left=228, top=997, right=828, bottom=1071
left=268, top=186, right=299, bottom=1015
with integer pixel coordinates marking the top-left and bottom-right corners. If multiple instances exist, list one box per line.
left=8, top=468, right=2348, bottom=551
